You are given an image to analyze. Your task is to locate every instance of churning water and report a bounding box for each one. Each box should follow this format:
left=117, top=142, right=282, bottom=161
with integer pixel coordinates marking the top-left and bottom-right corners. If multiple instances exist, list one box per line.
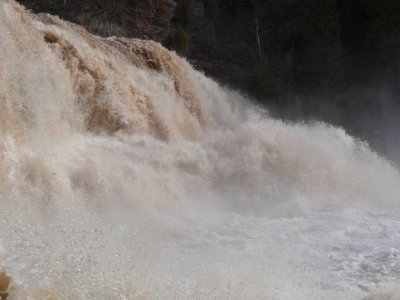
left=1, top=1, right=400, bottom=298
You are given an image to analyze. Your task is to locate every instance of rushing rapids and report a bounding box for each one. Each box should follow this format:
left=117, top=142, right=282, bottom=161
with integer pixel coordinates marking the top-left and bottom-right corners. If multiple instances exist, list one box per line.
left=1, top=1, right=400, bottom=298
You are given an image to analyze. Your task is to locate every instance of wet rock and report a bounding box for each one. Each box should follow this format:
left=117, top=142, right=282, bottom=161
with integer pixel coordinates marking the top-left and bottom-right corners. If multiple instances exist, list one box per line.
left=43, top=31, right=59, bottom=43
left=0, top=270, right=11, bottom=300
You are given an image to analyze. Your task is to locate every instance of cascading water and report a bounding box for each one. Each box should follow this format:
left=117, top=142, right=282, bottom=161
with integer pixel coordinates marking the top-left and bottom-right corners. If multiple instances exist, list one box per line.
left=1, top=1, right=400, bottom=298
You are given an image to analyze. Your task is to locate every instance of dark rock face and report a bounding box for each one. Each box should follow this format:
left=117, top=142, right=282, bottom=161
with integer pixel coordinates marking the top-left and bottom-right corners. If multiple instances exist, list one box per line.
left=19, top=0, right=260, bottom=89
left=17, top=0, right=340, bottom=90
left=125, top=0, right=176, bottom=41
left=20, top=0, right=177, bottom=41
left=16, top=0, right=400, bottom=106
left=177, top=0, right=261, bottom=89
left=187, top=1, right=204, bottom=19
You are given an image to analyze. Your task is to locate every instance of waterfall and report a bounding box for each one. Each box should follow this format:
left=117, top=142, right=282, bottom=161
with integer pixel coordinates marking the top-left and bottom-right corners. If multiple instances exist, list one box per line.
left=0, top=1, right=400, bottom=298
